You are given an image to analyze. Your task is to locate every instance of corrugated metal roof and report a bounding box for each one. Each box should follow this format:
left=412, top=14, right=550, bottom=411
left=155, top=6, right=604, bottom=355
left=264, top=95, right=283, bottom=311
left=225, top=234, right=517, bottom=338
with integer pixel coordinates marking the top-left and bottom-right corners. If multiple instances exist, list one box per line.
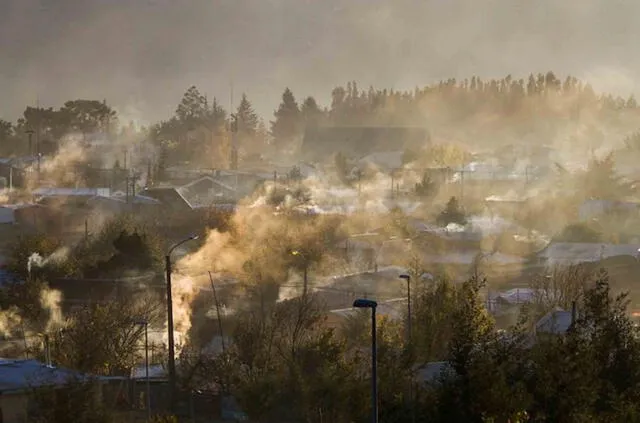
left=32, top=187, right=110, bottom=197
left=0, top=359, right=95, bottom=394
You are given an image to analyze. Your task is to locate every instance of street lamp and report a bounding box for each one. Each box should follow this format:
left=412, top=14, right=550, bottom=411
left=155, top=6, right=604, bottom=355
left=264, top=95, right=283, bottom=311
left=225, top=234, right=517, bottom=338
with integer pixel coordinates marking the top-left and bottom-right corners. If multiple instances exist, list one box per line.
left=353, top=298, right=378, bottom=423
left=399, top=274, right=412, bottom=343
left=166, top=234, right=199, bottom=409
left=133, top=319, right=151, bottom=420
left=399, top=274, right=416, bottom=423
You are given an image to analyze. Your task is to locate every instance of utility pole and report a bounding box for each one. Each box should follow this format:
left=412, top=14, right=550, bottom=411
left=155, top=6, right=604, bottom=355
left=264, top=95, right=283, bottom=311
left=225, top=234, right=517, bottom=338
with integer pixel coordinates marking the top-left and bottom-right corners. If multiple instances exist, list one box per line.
left=208, top=271, right=226, bottom=353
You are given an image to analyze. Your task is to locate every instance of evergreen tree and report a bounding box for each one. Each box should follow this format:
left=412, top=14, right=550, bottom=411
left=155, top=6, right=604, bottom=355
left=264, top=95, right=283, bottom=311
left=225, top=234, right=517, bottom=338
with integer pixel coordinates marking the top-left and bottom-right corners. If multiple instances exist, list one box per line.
left=236, top=93, right=258, bottom=136
left=300, top=96, right=324, bottom=130
left=175, top=86, right=209, bottom=124
left=207, top=97, right=227, bottom=132
left=437, top=196, right=467, bottom=226
left=271, top=88, right=301, bottom=147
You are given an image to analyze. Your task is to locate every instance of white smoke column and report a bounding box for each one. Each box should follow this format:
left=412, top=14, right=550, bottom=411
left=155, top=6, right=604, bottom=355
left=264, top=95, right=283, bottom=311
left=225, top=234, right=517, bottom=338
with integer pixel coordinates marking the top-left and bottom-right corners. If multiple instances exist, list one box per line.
left=26, top=135, right=88, bottom=190
left=167, top=274, right=199, bottom=349
left=164, top=229, right=240, bottom=348
left=27, top=253, right=44, bottom=276
left=40, top=287, right=63, bottom=332
left=25, top=250, right=67, bottom=332
left=27, top=247, right=69, bottom=276
left=0, top=307, right=22, bottom=338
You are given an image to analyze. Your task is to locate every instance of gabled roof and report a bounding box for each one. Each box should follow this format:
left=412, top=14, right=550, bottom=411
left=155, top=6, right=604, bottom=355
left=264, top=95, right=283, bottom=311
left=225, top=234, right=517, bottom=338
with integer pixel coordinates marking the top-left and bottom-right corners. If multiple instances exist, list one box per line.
left=0, top=359, right=97, bottom=394
left=536, top=309, right=573, bottom=335
left=180, top=175, right=237, bottom=193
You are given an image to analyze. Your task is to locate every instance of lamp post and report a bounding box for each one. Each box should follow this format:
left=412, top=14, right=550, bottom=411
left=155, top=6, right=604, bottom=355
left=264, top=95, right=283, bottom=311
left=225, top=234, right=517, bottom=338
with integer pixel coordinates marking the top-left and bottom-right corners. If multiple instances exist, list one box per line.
left=399, top=274, right=415, bottom=423
left=166, top=235, right=199, bottom=410
left=399, top=274, right=412, bottom=342
left=134, top=319, right=150, bottom=420
left=353, top=298, right=378, bottom=423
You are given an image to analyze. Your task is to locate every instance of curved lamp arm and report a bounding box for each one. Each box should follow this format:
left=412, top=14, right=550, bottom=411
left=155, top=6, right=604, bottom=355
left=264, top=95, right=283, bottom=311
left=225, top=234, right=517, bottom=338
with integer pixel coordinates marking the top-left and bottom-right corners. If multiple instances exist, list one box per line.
left=168, top=235, right=199, bottom=257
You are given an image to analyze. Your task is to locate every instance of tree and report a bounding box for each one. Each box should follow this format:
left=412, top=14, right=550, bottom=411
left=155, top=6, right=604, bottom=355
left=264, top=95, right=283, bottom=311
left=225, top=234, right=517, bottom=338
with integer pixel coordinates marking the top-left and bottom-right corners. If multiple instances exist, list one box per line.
left=415, top=172, right=438, bottom=198
left=300, top=96, right=324, bottom=130
left=60, top=99, right=116, bottom=136
left=50, top=295, right=162, bottom=376
left=236, top=94, right=259, bottom=137
left=582, top=152, right=633, bottom=201
left=0, top=119, right=13, bottom=142
left=198, top=296, right=365, bottom=422
left=29, top=378, right=113, bottom=423
left=434, top=276, right=531, bottom=422
left=271, top=88, right=301, bottom=147
left=437, top=196, right=467, bottom=226
left=175, top=86, right=209, bottom=124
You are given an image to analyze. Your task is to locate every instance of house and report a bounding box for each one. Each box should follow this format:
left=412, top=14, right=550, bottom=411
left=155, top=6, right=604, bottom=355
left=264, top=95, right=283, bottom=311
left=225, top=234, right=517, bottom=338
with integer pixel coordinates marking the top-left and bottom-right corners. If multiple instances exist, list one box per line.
left=535, top=309, right=573, bottom=335
left=0, top=203, right=51, bottom=226
left=137, top=187, right=194, bottom=213
left=178, top=176, right=238, bottom=207
left=313, top=266, right=410, bottom=310
left=537, top=242, right=640, bottom=266
left=32, top=187, right=111, bottom=204
left=0, top=358, right=103, bottom=423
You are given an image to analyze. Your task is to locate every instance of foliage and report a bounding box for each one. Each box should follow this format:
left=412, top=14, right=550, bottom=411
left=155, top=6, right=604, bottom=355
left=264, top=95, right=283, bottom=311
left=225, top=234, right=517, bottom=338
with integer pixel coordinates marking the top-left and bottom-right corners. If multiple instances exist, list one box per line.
left=414, top=171, right=438, bottom=198
left=271, top=87, right=301, bottom=147
left=300, top=96, right=325, bottom=130
left=0, top=276, right=53, bottom=334
left=50, top=296, right=162, bottom=376
left=411, top=277, right=463, bottom=362
left=77, top=214, right=165, bottom=278
left=436, top=196, right=467, bottom=226
left=5, top=233, right=74, bottom=280
left=420, top=143, right=471, bottom=168
left=527, top=265, right=593, bottom=322
left=581, top=152, right=634, bottom=201
left=236, top=93, right=259, bottom=137
left=29, top=379, right=112, bottom=423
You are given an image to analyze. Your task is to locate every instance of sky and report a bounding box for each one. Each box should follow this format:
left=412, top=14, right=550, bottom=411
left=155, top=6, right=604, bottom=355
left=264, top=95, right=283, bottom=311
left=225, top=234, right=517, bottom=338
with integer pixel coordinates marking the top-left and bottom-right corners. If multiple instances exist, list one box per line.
left=1, top=0, right=639, bottom=125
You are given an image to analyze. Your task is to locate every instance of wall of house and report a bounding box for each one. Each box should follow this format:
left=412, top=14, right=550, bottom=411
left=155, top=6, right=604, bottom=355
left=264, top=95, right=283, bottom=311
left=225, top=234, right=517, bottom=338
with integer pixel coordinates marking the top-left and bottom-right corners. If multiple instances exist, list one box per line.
left=0, top=393, right=29, bottom=423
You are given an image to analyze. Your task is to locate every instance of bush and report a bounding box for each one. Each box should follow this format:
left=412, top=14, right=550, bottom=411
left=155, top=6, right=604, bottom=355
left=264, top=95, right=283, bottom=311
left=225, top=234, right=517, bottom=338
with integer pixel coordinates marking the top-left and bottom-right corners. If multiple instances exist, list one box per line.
left=437, top=196, right=467, bottom=226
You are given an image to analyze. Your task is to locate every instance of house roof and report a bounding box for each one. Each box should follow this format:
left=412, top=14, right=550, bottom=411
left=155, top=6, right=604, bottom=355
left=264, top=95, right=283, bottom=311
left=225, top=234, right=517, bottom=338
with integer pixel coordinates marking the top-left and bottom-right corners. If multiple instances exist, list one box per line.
left=32, top=187, right=111, bottom=198
left=0, top=359, right=96, bottom=394
left=538, top=242, right=640, bottom=264
left=536, top=309, right=573, bottom=335
left=130, top=364, right=168, bottom=381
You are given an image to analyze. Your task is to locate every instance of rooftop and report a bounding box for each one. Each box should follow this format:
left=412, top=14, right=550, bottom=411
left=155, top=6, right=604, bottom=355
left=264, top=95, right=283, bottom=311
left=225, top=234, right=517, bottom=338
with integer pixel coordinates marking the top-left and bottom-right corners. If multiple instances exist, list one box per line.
left=0, top=358, right=95, bottom=394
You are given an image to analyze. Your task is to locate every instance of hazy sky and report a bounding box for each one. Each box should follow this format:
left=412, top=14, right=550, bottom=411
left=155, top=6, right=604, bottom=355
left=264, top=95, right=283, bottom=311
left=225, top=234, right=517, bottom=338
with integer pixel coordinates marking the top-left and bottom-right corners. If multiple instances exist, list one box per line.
left=1, top=0, right=639, bottom=124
